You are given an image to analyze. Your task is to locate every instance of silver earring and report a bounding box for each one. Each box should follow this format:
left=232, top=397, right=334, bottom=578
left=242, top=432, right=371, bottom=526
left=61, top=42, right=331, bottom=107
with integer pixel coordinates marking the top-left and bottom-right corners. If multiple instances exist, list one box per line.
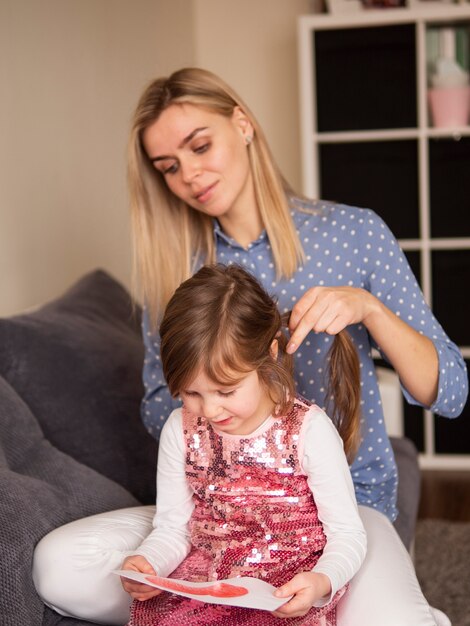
left=245, top=135, right=253, bottom=146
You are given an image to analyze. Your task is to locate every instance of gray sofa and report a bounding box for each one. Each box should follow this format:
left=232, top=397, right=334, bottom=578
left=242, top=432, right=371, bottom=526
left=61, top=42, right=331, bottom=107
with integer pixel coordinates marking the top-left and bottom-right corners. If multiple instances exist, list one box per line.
left=0, top=270, right=420, bottom=626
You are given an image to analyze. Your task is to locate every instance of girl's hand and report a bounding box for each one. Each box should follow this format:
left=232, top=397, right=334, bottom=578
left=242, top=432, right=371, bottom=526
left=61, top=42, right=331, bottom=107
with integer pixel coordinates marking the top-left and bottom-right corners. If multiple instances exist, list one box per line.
left=287, top=286, right=377, bottom=353
left=271, top=572, right=331, bottom=618
left=120, top=555, right=162, bottom=601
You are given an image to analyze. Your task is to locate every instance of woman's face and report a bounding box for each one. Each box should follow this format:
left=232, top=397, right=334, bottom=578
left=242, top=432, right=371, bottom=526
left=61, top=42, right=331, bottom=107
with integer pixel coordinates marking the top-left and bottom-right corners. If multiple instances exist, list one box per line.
left=142, top=103, right=256, bottom=221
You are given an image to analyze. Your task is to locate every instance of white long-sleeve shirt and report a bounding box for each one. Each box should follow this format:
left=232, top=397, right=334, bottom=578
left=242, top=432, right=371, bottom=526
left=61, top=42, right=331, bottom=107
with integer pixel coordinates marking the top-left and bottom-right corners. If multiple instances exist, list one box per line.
left=135, top=405, right=367, bottom=603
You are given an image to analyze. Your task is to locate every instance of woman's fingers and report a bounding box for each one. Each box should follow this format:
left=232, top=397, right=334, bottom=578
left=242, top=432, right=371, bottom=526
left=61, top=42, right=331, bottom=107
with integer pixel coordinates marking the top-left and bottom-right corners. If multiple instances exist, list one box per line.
left=288, top=287, right=321, bottom=330
left=287, top=287, right=369, bottom=352
left=287, top=290, right=341, bottom=353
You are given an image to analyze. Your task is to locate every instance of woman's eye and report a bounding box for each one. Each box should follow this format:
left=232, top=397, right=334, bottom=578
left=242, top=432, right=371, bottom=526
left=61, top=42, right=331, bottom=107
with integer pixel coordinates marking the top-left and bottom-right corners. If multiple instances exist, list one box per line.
left=162, top=162, right=178, bottom=175
left=194, top=143, right=210, bottom=154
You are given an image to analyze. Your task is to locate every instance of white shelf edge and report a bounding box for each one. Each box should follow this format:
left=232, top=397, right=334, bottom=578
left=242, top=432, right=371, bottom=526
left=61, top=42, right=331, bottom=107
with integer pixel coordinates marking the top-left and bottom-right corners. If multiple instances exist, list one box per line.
left=299, top=5, right=470, bottom=30
left=297, top=16, right=318, bottom=198
left=427, top=127, right=470, bottom=138
left=311, top=127, right=470, bottom=143
left=398, top=238, right=470, bottom=249
left=419, top=454, right=470, bottom=471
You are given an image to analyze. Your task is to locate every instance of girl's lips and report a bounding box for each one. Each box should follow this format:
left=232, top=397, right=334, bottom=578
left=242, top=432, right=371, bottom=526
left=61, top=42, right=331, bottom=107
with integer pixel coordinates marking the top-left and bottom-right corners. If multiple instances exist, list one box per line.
left=212, top=416, right=233, bottom=426
left=194, top=182, right=217, bottom=204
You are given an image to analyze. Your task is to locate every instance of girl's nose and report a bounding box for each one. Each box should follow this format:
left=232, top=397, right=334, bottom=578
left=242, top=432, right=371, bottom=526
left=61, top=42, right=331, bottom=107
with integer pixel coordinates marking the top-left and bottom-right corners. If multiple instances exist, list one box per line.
left=202, top=399, right=222, bottom=419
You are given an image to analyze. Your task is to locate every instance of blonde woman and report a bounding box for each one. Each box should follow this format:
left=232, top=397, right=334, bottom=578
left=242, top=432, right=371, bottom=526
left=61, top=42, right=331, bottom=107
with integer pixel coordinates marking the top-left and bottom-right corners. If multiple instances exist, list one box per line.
left=33, top=68, right=466, bottom=626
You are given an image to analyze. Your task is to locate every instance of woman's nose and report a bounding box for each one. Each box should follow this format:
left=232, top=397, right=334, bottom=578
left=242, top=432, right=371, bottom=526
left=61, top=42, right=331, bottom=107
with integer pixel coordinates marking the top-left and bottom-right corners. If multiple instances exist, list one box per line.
left=180, top=157, right=200, bottom=183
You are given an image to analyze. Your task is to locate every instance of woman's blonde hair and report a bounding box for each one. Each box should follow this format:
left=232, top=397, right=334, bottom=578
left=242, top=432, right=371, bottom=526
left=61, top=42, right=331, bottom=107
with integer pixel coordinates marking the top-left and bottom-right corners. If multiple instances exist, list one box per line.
left=160, top=264, right=361, bottom=461
left=128, top=67, right=304, bottom=327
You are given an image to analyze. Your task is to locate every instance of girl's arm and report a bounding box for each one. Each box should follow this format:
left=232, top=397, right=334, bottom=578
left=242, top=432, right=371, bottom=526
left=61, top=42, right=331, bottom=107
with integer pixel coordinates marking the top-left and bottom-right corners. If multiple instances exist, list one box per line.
left=275, top=406, right=367, bottom=617
left=288, top=210, right=467, bottom=415
left=141, top=307, right=182, bottom=438
left=302, top=408, right=367, bottom=598
left=130, top=408, right=194, bottom=576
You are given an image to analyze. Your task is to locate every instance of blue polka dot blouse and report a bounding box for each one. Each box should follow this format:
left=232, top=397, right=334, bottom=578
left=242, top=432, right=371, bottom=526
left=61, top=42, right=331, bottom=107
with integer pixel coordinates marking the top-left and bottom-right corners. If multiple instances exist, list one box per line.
left=141, top=196, right=468, bottom=521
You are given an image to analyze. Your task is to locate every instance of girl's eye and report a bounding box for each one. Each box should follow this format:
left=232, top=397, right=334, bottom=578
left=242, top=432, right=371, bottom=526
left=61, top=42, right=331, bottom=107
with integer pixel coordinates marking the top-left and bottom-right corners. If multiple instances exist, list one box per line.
left=183, top=390, right=198, bottom=397
left=218, top=390, right=235, bottom=397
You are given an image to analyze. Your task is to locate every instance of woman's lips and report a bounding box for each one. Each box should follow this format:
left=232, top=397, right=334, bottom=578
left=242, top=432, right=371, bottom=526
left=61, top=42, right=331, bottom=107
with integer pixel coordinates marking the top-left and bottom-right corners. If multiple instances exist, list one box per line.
left=194, top=182, right=217, bottom=204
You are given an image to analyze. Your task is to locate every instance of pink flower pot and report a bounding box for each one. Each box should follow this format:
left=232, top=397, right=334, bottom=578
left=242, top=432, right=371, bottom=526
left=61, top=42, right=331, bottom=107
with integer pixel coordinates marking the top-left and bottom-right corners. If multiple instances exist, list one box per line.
left=428, top=86, right=470, bottom=128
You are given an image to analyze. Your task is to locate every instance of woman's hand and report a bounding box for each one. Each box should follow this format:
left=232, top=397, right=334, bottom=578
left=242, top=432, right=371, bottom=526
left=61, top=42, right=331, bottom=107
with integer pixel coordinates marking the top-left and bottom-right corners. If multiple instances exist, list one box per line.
left=271, top=571, right=331, bottom=618
left=287, top=286, right=377, bottom=354
left=287, top=285, right=438, bottom=407
left=120, top=555, right=162, bottom=601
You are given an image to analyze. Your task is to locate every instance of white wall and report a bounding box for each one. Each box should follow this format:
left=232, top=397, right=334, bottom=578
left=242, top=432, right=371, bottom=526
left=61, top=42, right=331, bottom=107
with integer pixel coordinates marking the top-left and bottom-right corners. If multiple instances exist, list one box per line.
left=0, top=0, right=315, bottom=316
left=193, top=0, right=311, bottom=191
left=0, top=0, right=194, bottom=316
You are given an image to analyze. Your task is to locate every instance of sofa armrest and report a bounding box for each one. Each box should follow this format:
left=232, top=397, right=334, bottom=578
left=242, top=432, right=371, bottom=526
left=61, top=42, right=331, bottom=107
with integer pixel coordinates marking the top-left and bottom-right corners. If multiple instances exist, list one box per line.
left=391, top=436, right=421, bottom=551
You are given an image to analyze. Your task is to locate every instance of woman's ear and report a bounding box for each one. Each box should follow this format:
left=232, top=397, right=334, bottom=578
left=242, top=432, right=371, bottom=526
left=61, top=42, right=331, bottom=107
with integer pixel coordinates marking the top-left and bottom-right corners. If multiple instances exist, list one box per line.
left=232, top=106, right=254, bottom=144
left=270, top=338, right=279, bottom=361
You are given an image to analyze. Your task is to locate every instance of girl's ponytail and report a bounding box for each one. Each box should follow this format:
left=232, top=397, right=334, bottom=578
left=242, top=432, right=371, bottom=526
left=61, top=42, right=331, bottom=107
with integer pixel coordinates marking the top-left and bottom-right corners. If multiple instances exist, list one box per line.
left=326, top=331, right=361, bottom=463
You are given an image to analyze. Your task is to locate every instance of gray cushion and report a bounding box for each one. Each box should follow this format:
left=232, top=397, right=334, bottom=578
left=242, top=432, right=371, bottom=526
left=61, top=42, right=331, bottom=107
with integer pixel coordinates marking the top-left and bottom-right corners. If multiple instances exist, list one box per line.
left=391, top=435, right=421, bottom=550
left=0, top=270, right=158, bottom=626
left=0, top=376, right=139, bottom=626
left=0, top=270, right=157, bottom=504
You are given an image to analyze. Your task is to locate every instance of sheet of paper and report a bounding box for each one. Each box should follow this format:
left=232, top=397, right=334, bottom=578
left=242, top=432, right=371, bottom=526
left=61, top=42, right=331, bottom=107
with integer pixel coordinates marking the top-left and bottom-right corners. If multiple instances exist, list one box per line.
left=114, top=570, right=292, bottom=611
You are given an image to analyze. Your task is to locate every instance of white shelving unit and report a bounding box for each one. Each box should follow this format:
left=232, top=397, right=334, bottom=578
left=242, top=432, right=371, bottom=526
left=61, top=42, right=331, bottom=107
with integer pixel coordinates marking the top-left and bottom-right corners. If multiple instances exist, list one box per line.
left=298, top=5, right=470, bottom=470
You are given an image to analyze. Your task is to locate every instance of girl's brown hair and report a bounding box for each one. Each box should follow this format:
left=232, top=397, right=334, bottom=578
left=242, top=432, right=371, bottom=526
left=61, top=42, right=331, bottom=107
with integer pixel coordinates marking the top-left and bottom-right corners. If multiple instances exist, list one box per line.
left=160, top=264, right=295, bottom=416
left=326, top=331, right=361, bottom=462
left=160, top=264, right=361, bottom=461
left=128, top=67, right=304, bottom=327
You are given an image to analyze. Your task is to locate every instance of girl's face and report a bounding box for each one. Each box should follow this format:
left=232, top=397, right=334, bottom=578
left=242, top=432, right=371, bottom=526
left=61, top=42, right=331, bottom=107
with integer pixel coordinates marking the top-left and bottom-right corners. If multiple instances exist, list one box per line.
left=142, top=103, right=257, bottom=222
left=180, top=368, right=274, bottom=436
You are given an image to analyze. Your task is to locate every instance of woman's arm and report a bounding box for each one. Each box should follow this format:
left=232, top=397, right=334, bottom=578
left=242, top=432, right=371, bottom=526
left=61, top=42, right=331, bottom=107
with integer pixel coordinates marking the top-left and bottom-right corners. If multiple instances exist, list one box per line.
left=361, top=291, right=438, bottom=406
left=288, top=285, right=438, bottom=407
left=287, top=210, right=467, bottom=415
left=133, top=408, right=194, bottom=576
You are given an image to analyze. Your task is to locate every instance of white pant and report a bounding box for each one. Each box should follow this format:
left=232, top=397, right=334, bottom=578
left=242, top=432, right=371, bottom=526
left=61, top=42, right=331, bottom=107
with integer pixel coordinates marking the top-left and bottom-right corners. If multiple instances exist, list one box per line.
left=32, top=505, right=441, bottom=626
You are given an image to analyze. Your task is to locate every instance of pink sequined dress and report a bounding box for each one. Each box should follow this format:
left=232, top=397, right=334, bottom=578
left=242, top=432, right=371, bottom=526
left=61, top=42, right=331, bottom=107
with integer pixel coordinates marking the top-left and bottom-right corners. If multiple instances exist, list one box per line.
left=129, top=397, right=346, bottom=626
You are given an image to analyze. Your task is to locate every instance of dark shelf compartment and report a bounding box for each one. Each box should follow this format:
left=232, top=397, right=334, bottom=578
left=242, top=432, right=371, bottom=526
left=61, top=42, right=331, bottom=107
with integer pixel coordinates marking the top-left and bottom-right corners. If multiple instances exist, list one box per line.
left=432, top=249, right=470, bottom=346
left=374, top=357, right=425, bottom=452
left=435, top=367, right=470, bottom=454
left=429, top=137, right=470, bottom=238
left=403, top=250, right=422, bottom=289
left=314, top=23, right=417, bottom=132
left=404, top=402, right=425, bottom=453
left=319, top=140, right=420, bottom=239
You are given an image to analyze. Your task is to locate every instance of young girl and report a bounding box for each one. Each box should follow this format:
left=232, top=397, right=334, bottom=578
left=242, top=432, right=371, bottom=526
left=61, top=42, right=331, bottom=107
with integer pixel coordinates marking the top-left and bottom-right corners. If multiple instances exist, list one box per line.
left=120, top=263, right=367, bottom=626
